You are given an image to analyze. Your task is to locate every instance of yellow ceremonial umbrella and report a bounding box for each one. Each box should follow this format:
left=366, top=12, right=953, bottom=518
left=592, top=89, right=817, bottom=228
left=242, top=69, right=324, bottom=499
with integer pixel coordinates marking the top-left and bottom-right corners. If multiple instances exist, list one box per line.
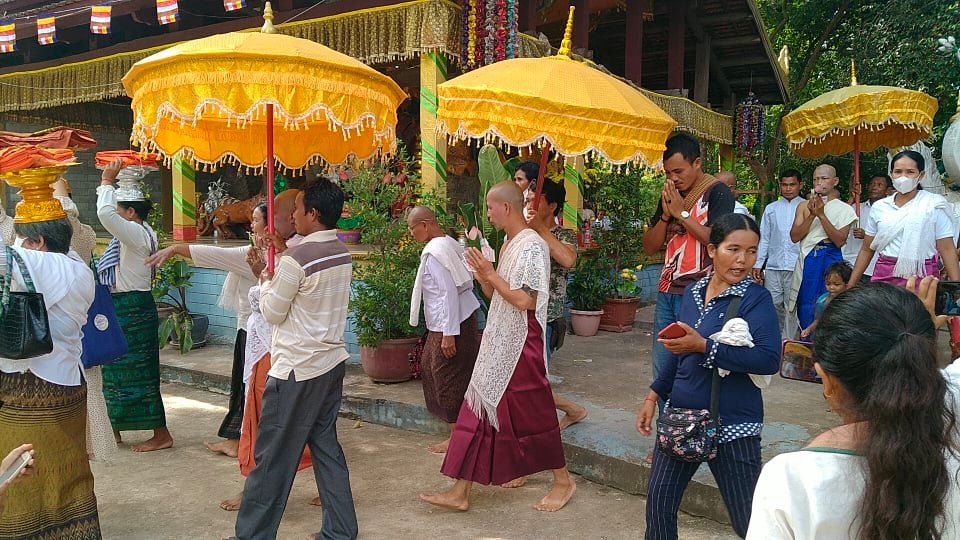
left=436, top=6, right=676, bottom=208
left=122, top=2, right=407, bottom=268
left=782, top=63, right=938, bottom=212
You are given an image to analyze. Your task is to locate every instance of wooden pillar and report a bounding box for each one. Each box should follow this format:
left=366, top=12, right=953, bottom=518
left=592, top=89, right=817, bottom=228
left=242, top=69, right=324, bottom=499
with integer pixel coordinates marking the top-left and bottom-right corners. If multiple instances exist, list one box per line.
left=171, top=157, right=197, bottom=241
left=694, top=34, right=710, bottom=105
left=563, top=157, right=584, bottom=232
left=419, top=52, right=448, bottom=197
left=625, top=0, right=643, bottom=85
left=667, top=2, right=685, bottom=91
left=573, top=0, right=589, bottom=52
left=719, top=144, right=734, bottom=171
left=520, top=0, right=538, bottom=34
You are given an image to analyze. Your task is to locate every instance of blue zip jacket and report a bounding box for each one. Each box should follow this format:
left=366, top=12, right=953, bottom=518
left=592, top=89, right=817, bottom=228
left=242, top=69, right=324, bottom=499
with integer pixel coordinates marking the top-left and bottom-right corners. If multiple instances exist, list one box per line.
left=651, top=277, right=781, bottom=427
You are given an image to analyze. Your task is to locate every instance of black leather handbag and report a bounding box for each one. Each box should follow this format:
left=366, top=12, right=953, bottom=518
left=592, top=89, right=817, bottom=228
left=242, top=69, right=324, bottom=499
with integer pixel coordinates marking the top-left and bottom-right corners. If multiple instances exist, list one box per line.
left=0, top=248, right=53, bottom=360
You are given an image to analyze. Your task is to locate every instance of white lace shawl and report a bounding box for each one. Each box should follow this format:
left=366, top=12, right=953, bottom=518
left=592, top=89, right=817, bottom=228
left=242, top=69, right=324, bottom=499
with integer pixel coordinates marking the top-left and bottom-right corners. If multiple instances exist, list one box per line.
left=464, top=228, right=550, bottom=431
left=243, top=284, right=272, bottom=401
left=871, top=190, right=959, bottom=278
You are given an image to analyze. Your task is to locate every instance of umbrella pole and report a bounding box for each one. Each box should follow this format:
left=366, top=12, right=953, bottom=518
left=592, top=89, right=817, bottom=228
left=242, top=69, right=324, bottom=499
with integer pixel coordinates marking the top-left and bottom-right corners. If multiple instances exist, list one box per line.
left=266, top=103, right=276, bottom=272
left=853, top=131, right=861, bottom=217
left=531, top=141, right=552, bottom=212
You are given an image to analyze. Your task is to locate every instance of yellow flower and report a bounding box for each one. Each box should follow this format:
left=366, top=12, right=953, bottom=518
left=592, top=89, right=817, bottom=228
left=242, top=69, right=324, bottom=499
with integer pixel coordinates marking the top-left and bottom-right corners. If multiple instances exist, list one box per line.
left=636, top=264, right=644, bottom=271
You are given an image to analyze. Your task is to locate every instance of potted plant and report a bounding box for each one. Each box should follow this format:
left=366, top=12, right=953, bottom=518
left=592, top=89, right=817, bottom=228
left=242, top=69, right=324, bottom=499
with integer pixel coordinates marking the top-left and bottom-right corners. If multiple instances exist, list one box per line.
left=566, top=254, right=607, bottom=337
left=588, top=166, right=661, bottom=332
left=153, top=258, right=210, bottom=354
left=335, top=214, right=362, bottom=245
left=345, top=149, right=427, bottom=382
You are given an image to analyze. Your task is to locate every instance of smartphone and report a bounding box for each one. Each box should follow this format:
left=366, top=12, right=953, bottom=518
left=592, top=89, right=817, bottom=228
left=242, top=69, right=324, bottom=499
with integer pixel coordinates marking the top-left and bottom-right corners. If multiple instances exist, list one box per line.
left=935, top=280, right=960, bottom=315
left=0, top=450, right=32, bottom=485
left=657, top=322, right=686, bottom=339
left=780, top=340, right=821, bottom=384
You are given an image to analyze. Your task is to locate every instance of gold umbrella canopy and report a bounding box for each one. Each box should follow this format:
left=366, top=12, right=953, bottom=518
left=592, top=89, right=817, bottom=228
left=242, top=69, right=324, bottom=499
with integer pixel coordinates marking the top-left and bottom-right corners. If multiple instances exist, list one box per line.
left=122, top=10, right=407, bottom=173
left=436, top=8, right=676, bottom=168
left=782, top=83, right=938, bottom=159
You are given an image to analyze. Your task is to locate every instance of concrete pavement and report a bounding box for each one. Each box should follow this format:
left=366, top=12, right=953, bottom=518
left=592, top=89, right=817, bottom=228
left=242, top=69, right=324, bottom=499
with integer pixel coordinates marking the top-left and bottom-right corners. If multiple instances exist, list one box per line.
left=93, top=383, right=737, bottom=539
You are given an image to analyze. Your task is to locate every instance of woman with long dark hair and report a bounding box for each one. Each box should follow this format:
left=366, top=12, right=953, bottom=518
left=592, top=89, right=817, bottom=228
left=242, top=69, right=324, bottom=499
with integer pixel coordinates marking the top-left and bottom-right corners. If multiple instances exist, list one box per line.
left=748, top=279, right=960, bottom=538
left=637, top=213, right=781, bottom=539
left=847, top=150, right=960, bottom=287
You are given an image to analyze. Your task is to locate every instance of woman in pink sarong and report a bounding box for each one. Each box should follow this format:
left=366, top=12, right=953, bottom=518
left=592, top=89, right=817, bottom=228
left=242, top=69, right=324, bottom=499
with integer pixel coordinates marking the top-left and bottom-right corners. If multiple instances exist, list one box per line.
left=419, top=182, right=575, bottom=513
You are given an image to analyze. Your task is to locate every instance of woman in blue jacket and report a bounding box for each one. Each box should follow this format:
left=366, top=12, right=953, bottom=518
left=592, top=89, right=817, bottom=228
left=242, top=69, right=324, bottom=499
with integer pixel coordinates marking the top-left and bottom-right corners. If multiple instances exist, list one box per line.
left=637, top=213, right=781, bottom=539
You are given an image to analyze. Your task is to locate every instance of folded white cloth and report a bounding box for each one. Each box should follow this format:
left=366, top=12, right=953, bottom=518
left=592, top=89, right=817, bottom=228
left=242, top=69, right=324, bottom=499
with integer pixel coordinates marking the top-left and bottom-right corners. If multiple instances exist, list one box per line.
left=709, top=317, right=772, bottom=389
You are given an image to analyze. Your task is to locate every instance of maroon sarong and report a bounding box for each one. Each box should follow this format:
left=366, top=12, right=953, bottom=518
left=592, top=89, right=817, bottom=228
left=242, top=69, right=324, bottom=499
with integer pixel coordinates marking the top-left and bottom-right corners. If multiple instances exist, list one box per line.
left=440, top=311, right=565, bottom=485
left=871, top=254, right=939, bottom=288
left=421, top=312, right=480, bottom=423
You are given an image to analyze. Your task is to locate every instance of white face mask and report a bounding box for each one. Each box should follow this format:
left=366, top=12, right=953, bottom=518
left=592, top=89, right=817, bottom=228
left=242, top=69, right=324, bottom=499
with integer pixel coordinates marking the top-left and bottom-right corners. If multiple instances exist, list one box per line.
left=892, top=175, right=920, bottom=194
left=12, top=236, right=24, bottom=248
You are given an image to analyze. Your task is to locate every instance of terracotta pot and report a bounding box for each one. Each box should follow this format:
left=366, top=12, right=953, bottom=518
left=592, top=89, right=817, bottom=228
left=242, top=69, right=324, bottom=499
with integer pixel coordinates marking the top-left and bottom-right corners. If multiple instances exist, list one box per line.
left=569, top=309, right=603, bottom=337
left=360, top=337, right=419, bottom=383
left=599, top=297, right=641, bottom=333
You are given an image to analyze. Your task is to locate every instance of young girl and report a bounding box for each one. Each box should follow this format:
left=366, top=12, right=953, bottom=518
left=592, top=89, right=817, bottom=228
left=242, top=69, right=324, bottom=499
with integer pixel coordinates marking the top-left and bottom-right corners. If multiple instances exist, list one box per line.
left=800, top=261, right=852, bottom=339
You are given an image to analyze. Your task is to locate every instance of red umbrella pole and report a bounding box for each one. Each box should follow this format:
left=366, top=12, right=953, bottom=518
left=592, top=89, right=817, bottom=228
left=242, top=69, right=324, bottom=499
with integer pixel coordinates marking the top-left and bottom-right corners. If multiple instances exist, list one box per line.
left=266, top=103, right=276, bottom=272
left=853, top=131, right=861, bottom=217
left=531, top=141, right=552, bottom=212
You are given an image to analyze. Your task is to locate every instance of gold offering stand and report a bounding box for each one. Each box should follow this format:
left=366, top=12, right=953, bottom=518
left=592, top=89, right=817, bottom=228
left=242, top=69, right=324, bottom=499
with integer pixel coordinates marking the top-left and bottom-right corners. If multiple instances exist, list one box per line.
left=0, top=165, right=74, bottom=223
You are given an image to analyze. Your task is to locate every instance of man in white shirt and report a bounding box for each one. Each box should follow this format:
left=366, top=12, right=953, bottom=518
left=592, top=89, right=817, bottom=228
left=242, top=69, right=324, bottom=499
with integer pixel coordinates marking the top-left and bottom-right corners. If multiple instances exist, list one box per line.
left=408, top=206, right=481, bottom=454
left=753, top=170, right=804, bottom=339
left=232, top=179, right=357, bottom=540
left=718, top=170, right=754, bottom=219
left=842, top=174, right=891, bottom=282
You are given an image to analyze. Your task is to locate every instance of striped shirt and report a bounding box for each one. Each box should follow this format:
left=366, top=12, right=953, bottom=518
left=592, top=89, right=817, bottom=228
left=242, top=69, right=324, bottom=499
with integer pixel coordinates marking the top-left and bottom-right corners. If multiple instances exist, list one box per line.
left=261, top=229, right=352, bottom=382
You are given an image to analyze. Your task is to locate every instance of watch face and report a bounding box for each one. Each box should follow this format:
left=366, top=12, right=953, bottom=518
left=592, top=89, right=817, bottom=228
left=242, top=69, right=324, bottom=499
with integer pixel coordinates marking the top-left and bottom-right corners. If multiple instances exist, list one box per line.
left=680, top=211, right=690, bottom=219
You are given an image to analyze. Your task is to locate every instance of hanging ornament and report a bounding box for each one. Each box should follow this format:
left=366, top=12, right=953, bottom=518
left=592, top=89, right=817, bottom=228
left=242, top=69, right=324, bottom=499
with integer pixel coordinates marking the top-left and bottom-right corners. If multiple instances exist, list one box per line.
left=734, top=92, right=765, bottom=154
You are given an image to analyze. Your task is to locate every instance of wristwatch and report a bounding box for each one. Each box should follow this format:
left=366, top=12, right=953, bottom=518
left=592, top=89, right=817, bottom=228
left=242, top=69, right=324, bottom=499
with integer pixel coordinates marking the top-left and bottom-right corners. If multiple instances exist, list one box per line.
left=679, top=210, right=691, bottom=220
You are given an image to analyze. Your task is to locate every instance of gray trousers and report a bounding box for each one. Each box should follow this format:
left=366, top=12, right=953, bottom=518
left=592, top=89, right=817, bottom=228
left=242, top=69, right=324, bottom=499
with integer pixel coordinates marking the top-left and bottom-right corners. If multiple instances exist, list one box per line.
left=234, top=362, right=358, bottom=540
left=763, top=269, right=797, bottom=340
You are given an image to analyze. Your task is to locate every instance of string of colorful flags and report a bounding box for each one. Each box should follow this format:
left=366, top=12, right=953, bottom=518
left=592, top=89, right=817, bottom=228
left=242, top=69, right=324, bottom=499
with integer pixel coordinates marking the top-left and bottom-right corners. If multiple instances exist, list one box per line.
left=0, top=0, right=248, bottom=52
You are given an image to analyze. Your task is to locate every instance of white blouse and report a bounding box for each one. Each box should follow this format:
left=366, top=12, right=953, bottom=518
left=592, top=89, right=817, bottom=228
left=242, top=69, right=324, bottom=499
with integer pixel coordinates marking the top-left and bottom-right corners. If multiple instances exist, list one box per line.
left=96, top=185, right=157, bottom=292
left=0, top=247, right=95, bottom=386
left=748, top=360, right=960, bottom=539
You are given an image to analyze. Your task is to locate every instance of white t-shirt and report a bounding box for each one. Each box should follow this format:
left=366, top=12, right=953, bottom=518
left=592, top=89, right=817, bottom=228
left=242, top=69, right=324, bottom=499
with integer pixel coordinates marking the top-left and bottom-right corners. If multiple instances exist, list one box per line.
left=864, top=192, right=955, bottom=259
left=842, top=201, right=880, bottom=275
left=748, top=360, right=960, bottom=539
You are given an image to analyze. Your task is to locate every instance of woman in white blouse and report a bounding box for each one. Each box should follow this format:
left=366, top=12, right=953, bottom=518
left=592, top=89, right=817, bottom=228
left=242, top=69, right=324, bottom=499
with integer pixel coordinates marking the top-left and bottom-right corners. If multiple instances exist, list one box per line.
left=848, top=150, right=960, bottom=287
left=748, top=278, right=959, bottom=539
left=0, top=215, right=100, bottom=538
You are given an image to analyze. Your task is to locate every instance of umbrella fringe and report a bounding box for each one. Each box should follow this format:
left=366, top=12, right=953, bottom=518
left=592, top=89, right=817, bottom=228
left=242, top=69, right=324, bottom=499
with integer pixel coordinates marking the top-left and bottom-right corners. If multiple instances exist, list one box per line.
left=789, top=118, right=932, bottom=149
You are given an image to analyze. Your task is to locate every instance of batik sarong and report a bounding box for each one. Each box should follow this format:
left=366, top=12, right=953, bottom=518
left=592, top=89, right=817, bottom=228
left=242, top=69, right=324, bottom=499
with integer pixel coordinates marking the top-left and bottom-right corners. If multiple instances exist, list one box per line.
left=796, top=241, right=843, bottom=330
left=218, top=329, right=246, bottom=440
left=101, top=290, right=166, bottom=431
left=441, top=312, right=565, bottom=485
left=0, top=371, right=102, bottom=539
left=421, top=313, right=480, bottom=423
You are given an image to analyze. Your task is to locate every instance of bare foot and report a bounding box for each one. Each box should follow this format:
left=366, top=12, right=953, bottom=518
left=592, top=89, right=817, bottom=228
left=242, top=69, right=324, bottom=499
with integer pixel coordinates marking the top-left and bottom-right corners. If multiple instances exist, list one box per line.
left=419, top=491, right=469, bottom=511
left=426, top=438, right=450, bottom=454
left=500, top=476, right=528, bottom=488
left=219, top=493, right=242, bottom=511
left=114, top=431, right=122, bottom=444
left=204, top=439, right=239, bottom=458
left=307, top=496, right=322, bottom=506
left=534, top=479, right=576, bottom=512
left=131, top=429, right=173, bottom=453
left=645, top=450, right=654, bottom=464
left=558, top=407, right=588, bottom=430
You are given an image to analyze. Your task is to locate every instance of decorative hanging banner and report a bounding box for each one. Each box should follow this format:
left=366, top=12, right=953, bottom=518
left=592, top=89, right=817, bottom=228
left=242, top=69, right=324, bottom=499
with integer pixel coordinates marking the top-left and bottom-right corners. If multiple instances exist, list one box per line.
left=0, top=19, right=15, bottom=53
left=223, top=0, right=246, bottom=11
left=36, top=16, right=56, bottom=45
left=734, top=92, right=765, bottom=154
left=461, top=0, right=519, bottom=69
left=156, top=0, right=179, bottom=25
left=90, top=5, right=112, bottom=35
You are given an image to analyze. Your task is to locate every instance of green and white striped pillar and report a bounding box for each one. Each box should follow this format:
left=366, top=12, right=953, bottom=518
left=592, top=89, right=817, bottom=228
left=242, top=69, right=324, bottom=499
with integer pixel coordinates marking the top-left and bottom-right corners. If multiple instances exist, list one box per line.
left=420, top=51, right=448, bottom=197
left=563, top=158, right=584, bottom=230
left=172, top=156, right=197, bottom=241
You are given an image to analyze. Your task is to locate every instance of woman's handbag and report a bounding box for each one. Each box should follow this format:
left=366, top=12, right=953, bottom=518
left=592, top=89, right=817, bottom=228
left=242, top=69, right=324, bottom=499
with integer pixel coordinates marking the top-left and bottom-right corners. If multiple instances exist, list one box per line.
left=80, top=278, right=128, bottom=369
left=0, top=248, right=53, bottom=360
left=655, top=296, right=742, bottom=463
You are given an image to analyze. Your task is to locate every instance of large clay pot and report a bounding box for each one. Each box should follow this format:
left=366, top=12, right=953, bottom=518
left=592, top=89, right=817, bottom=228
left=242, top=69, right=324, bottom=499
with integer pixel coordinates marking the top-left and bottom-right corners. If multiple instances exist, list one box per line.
left=569, top=309, right=603, bottom=337
left=360, top=337, right=419, bottom=383
left=599, top=297, right=641, bottom=333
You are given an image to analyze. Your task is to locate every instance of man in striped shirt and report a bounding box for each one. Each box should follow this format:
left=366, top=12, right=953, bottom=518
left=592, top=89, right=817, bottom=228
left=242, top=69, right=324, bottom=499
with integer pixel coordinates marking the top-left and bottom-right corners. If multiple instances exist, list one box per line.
left=232, top=178, right=358, bottom=540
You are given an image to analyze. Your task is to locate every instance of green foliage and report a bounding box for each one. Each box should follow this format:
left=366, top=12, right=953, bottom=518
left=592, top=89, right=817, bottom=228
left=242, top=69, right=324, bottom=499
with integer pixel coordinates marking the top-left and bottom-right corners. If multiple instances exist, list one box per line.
left=458, top=144, right=508, bottom=257
left=567, top=254, right=608, bottom=311
left=152, top=258, right=195, bottom=354
left=345, top=151, right=426, bottom=347
left=611, top=266, right=641, bottom=299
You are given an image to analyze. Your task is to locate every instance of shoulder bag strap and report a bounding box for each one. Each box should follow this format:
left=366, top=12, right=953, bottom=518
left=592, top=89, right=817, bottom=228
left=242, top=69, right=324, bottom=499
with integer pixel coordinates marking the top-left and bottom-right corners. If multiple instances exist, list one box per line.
left=7, top=248, right=35, bottom=293
left=710, top=295, right=743, bottom=418
left=0, top=247, right=11, bottom=312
